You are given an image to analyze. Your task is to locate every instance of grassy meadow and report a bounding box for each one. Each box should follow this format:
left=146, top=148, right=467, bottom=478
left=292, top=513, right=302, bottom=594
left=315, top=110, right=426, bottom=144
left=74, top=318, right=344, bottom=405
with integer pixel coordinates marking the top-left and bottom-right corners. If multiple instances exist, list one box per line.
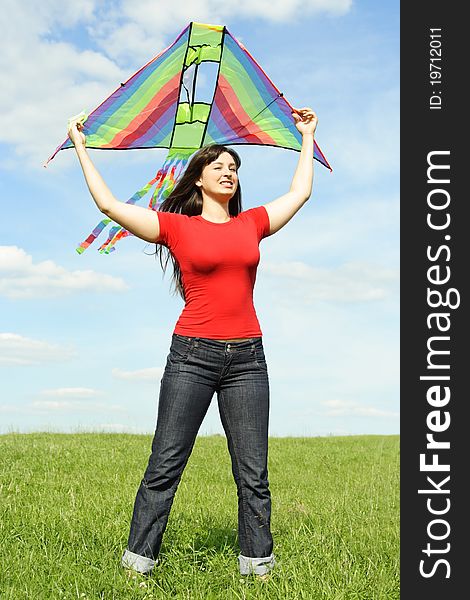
left=0, top=433, right=399, bottom=599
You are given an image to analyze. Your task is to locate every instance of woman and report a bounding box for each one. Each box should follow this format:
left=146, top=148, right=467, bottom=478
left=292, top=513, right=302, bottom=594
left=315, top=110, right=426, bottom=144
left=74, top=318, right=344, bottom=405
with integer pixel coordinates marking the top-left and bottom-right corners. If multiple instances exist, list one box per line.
left=68, top=107, right=318, bottom=577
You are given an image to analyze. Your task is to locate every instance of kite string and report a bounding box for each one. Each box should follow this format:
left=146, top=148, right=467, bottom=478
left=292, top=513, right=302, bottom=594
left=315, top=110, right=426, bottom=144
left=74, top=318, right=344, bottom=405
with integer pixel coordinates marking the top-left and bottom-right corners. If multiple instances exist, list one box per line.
left=245, top=94, right=282, bottom=126
left=230, top=93, right=297, bottom=138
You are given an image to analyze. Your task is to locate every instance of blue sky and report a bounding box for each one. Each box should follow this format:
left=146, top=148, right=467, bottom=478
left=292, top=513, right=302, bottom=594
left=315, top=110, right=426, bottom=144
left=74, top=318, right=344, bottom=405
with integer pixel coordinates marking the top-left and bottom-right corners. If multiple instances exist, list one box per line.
left=0, top=0, right=399, bottom=436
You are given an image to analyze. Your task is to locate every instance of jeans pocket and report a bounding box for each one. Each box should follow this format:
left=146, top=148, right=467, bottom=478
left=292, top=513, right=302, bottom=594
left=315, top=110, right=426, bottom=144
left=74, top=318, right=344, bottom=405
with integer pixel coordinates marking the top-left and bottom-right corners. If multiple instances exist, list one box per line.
left=253, top=344, right=268, bottom=372
left=169, top=335, right=193, bottom=364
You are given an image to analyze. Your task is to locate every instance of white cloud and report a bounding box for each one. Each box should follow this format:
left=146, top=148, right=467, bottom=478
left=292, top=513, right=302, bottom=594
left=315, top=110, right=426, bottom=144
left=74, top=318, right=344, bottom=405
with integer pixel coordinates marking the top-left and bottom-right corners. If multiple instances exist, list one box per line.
left=28, top=0, right=96, bottom=28
left=30, top=399, right=124, bottom=412
left=0, top=246, right=128, bottom=298
left=260, top=260, right=397, bottom=303
left=237, top=0, right=351, bottom=20
left=38, top=387, right=103, bottom=398
left=0, top=403, right=27, bottom=414
left=0, top=332, right=75, bottom=365
left=327, top=88, right=400, bottom=182
left=112, top=366, right=164, bottom=381
left=94, top=0, right=351, bottom=61
left=31, top=388, right=124, bottom=412
left=2, top=385, right=123, bottom=414
left=96, top=422, right=143, bottom=433
left=0, top=1, right=123, bottom=166
left=0, top=0, right=351, bottom=167
left=321, top=399, right=399, bottom=419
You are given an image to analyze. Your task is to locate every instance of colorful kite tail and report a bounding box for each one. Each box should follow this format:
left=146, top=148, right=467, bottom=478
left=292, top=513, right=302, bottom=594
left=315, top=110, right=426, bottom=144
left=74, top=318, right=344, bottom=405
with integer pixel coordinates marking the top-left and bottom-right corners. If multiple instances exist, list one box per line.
left=149, top=148, right=194, bottom=209
left=76, top=148, right=195, bottom=254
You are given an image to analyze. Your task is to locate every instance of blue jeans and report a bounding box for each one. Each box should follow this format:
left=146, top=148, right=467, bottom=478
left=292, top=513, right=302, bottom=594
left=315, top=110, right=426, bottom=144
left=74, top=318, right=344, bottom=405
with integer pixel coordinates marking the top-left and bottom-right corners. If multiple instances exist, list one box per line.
left=122, top=334, right=275, bottom=575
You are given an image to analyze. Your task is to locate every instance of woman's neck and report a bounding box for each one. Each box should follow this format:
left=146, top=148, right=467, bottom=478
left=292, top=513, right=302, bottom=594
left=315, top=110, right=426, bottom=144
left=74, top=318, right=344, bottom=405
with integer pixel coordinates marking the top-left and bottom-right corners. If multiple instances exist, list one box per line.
left=201, top=197, right=231, bottom=223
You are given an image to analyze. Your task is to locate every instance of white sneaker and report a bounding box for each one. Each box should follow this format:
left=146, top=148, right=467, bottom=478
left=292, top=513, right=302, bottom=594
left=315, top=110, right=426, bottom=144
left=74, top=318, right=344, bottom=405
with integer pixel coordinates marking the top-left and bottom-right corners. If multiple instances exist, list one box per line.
left=121, top=549, right=156, bottom=575
left=238, top=553, right=276, bottom=576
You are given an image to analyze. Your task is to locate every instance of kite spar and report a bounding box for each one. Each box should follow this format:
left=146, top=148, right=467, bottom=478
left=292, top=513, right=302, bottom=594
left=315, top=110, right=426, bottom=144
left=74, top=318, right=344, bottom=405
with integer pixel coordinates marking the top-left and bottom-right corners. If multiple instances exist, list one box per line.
left=47, top=22, right=332, bottom=254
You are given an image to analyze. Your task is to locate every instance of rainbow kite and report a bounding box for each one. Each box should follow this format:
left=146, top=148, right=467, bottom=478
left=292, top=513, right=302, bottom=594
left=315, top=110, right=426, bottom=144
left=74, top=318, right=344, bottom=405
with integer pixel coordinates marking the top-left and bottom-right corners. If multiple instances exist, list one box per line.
left=47, top=22, right=332, bottom=254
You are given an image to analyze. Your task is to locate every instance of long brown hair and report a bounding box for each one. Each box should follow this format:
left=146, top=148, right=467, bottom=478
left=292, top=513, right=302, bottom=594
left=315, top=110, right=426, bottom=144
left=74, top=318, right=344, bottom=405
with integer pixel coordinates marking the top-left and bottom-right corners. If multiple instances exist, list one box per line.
left=156, top=145, right=242, bottom=299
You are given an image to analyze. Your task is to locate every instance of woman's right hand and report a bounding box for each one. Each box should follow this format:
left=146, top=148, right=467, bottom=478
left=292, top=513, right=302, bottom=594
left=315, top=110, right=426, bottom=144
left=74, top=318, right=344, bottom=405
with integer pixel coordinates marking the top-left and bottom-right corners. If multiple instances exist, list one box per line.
left=68, top=118, right=161, bottom=242
left=67, top=120, right=86, bottom=149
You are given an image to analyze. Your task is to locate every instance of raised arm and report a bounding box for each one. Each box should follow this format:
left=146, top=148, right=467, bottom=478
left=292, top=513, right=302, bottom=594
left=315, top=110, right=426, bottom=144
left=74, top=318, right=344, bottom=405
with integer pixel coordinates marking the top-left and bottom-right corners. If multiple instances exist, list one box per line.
left=263, top=108, right=318, bottom=235
left=68, top=120, right=160, bottom=243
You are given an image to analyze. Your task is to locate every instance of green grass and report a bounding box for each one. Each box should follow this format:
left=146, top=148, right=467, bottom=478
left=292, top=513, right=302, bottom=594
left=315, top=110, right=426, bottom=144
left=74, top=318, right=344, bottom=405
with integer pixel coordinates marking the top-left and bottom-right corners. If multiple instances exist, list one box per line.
left=0, top=434, right=399, bottom=599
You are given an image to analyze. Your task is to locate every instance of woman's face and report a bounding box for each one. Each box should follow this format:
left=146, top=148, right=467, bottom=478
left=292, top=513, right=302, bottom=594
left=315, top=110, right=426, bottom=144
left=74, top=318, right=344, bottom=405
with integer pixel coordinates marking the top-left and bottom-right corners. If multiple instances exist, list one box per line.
left=196, top=151, right=239, bottom=201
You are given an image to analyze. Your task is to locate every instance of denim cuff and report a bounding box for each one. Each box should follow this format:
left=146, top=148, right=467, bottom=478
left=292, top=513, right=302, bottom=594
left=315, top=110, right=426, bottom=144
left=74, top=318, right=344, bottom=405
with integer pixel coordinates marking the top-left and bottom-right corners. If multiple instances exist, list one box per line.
left=121, top=549, right=156, bottom=574
left=238, top=553, right=276, bottom=575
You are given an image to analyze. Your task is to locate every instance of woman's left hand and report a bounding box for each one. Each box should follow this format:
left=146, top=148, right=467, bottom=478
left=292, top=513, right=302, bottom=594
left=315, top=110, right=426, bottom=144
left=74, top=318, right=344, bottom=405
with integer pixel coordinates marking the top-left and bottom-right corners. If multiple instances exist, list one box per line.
left=68, top=119, right=86, bottom=149
left=292, top=107, right=318, bottom=136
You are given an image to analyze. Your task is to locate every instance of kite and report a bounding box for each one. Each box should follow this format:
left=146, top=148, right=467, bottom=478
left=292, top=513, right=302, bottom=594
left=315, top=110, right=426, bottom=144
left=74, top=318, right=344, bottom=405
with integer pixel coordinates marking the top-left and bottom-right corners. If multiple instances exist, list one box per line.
left=47, top=22, right=332, bottom=254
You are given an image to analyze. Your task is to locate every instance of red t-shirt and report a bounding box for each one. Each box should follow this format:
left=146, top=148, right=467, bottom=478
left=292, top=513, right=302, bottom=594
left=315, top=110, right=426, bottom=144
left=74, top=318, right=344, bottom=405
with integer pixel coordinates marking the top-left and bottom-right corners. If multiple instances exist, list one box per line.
left=157, top=206, right=271, bottom=339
